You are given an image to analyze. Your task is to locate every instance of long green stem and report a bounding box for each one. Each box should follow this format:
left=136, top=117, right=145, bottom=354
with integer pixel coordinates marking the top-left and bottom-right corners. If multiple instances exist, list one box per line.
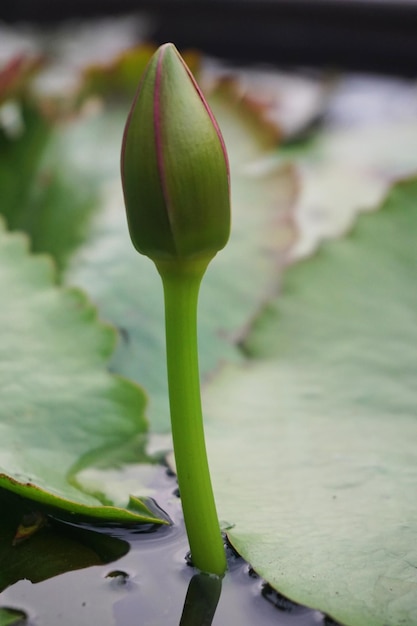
left=157, top=258, right=226, bottom=577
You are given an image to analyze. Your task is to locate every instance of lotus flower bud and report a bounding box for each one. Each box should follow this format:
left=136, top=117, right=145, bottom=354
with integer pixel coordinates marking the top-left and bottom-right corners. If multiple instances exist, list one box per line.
left=121, top=43, right=230, bottom=264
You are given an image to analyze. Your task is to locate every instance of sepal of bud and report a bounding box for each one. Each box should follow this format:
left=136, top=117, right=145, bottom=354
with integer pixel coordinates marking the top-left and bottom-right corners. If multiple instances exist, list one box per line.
left=121, top=43, right=230, bottom=264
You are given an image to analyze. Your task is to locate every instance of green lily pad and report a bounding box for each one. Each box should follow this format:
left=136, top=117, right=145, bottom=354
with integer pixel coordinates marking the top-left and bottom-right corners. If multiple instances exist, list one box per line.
left=65, top=85, right=296, bottom=431
left=0, top=101, right=100, bottom=273
left=204, top=177, right=417, bottom=626
left=0, top=102, right=50, bottom=229
left=2, top=53, right=297, bottom=433
left=277, top=121, right=417, bottom=259
left=0, top=220, right=166, bottom=525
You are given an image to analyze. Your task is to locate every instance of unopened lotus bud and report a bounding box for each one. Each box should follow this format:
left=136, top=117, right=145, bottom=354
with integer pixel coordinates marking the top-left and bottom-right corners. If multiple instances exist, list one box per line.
left=121, top=43, right=230, bottom=264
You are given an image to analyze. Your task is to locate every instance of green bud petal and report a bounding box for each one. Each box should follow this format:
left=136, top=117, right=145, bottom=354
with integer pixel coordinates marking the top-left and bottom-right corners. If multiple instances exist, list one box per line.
left=121, top=43, right=231, bottom=263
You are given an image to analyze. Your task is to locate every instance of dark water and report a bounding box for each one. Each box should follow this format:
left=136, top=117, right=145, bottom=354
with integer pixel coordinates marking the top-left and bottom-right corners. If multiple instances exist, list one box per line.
left=0, top=468, right=338, bottom=626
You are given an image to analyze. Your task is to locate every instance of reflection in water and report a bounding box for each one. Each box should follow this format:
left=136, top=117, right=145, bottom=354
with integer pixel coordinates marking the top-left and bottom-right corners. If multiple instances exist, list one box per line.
left=0, top=469, right=325, bottom=625
left=0, top=488, right=130, bottom=593
left=179, top=573, right=222, bottom=626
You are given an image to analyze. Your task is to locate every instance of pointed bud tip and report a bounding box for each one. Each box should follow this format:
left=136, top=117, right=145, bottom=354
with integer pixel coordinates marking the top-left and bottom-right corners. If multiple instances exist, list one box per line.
left=121, top=43, right=230, bottom=265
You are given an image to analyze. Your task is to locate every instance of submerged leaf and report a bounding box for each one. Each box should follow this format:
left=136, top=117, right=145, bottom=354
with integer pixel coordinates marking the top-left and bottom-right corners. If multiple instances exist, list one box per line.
left=205, top=178, right=417, bottom=626
left=0, top=490, right=129, bottom=593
